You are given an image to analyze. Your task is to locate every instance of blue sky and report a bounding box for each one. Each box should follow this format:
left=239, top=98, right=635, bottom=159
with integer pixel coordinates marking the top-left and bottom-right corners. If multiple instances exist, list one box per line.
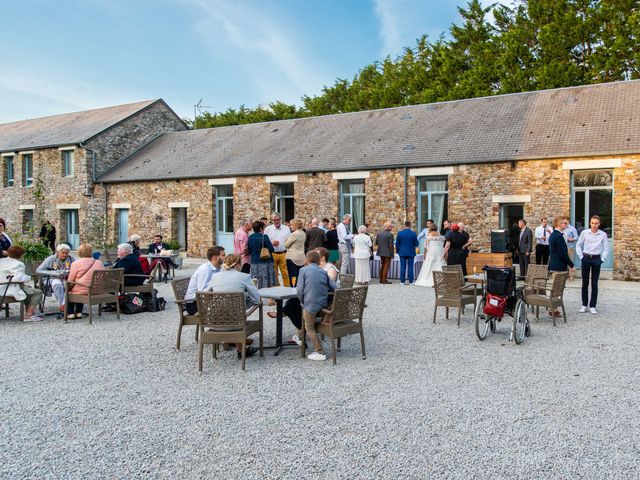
left=0, top=0, right=504, bottom=123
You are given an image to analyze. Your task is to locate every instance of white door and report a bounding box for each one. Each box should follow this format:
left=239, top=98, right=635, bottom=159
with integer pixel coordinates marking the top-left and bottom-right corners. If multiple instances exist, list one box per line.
left=215, top=185, right=235, bottom=252
left=176, top=208, right=187, bottom=249
left=117, top=209, right=129, bottom=245
left=66, top=210, right=80, bottom=249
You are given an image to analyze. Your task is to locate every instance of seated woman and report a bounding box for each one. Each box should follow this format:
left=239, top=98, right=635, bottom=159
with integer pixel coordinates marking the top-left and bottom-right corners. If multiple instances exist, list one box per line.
left=37, top=244, right=75, bottom=312
left=66, top=244, right=104, bottom=319
left=113, top=243, right=145, bottom=286
left=0, top=218, right=12, bottom=258
left=315, top=247, right=339, bottom=284
left=0, top=246, right=44, bottom=321
left=206, top=254, right=260, bottom=358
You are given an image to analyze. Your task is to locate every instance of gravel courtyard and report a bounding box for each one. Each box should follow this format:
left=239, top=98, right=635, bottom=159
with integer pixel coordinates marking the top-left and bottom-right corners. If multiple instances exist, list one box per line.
left=2, top=261, right=639, bottom=479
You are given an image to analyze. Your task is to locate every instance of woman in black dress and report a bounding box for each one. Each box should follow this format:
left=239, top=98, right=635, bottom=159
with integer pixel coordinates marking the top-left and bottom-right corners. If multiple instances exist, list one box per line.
left=0, top=218, right=12, bottom=258
left=443, top=223, right=468, bottom=276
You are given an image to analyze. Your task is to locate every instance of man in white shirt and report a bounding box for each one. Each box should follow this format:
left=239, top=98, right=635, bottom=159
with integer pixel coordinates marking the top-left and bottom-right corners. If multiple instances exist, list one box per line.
left=184, top=246, right=225, bottom=315
left=576, top=215, right=609, bottom=314
left=417, top=219, right=434, bottom=252
left=534, top=217, right=553, bottom=265
left=336, top=214, right=353, bottom=274
left=264, top=213, right=291, bottom=287
left=563, top=218, right=579, bottom=280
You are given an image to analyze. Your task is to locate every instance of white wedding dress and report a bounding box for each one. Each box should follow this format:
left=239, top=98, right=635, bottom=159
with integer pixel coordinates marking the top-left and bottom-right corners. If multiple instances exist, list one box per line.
left=415, top=235, right=446, bottom=287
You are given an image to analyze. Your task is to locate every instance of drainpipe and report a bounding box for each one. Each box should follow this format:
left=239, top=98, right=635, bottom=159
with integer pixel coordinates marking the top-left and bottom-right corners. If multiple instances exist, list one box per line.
left=403, top=167, right=408, bottom=222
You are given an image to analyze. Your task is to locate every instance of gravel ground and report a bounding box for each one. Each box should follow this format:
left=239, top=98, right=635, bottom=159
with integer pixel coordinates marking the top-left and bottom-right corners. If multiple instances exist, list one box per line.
left=2, top=260, right=639, bottom=479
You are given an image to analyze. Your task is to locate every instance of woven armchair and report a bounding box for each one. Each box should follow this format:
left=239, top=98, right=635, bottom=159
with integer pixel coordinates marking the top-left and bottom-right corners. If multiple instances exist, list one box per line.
left=338, top=274, right=355, bottom=289
left=303, top=285, right=367, bottom=364
left=64, top=268, right=123, bottom=324
left=171, top=278, right=200, bottom=349
left=123, top=263, right=159, bottom=296
left=0, top=276, right=25, bottom=321
left=195, top=291, right=264, bottom=371
left=442, top=264, right=476, bottom=293
left=523, top=271, right=568, bottom=326
left=522, top=264, right=549, bottom=314
left=433, top=270, right=477, bottom=326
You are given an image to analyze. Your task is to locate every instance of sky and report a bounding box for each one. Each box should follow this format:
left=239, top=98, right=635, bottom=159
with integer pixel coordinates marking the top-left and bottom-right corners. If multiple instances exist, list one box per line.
left=0, top=0, right=508, bottom=124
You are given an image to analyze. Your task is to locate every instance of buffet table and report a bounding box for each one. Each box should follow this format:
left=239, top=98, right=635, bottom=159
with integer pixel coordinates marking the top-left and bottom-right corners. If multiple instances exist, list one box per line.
left=349, top=254, right=424, bottom=279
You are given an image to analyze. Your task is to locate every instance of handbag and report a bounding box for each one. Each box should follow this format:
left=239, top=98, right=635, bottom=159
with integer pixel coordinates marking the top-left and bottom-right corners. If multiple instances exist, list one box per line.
left=119, top=294, right=147, bottom=315
left=483, top=293, right=508, bottom=318
left=260, top=234, right=271, bottom=260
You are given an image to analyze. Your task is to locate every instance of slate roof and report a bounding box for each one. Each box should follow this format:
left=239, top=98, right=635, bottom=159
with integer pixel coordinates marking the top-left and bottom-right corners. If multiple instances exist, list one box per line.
left=99, top=80, right=640, bottom=183
left=0, top=100, right=161, bottom=153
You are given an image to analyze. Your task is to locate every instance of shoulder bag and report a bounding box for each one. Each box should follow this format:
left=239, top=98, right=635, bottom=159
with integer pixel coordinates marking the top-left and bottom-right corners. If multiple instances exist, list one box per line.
left=260, top=234, right=271, bottom=260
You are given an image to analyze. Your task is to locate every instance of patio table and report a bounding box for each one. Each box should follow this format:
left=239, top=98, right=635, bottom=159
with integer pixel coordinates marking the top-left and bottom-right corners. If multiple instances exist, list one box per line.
left=258, top=286, right=298, bottom=356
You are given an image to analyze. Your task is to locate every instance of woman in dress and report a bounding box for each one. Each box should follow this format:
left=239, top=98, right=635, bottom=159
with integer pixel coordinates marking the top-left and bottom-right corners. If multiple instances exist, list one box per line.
left=352, top=225, right=372, bottom=284
left=247, top=220, right=275, bottom=289
left=284, top=218, right=306, bottom=286
left=0, top=218, right=12, bottom=258
left=414, top=224, right=446, bottom=287
left=443, top=223, right=468, bottom=276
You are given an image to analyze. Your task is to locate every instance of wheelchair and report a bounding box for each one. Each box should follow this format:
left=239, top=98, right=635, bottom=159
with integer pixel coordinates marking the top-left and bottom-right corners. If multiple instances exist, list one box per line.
left=474, top=266, right=530, bottom=344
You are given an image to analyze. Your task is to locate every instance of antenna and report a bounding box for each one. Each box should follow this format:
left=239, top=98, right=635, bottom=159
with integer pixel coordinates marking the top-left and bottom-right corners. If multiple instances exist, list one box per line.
left=193, top=99, right=212, bottom=129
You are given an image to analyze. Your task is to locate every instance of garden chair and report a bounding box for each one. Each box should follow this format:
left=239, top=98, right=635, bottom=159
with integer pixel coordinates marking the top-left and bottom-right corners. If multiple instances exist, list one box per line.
left=433, top=270, right=477, bottom=327
left=523, top=271, right=568, bottom=327
left=442, top=264, right=476, bottom=293
left=195, top=291, right=264, bottom=371
left=122, top=263, right=159, bottom=296
left=171, top=278, right=200, bottom=349
left=338, top=273, right=355, bottom=288
left=522, top=264, right=549, bottom=314
left=0, top=276, right=25, bottom=321
left=64, top=268, right=123, bottom=324
left=303, top=285, right=368, bottom=365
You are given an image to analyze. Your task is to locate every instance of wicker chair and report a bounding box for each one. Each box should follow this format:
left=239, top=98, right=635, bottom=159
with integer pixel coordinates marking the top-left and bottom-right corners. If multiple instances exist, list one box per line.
left=171, top=278, right=200, bottom=349
left=338, top=274, right=355, bottom=288
left=122, top=263, right=158, bottom=295
left=442, top=264, right=476, bottom=293
left=64, top=268, right=124, bottom=324
left=523, top=271, right=568, bottom=327
left=522, top=264, right=549, bottom=314
left=195, top=291, right=264, bottom=371
left=0, top=276, right=25, bottom=321
left=304, top=285, right=368, bottom=364
left=432, top=270, right=477, bottom=326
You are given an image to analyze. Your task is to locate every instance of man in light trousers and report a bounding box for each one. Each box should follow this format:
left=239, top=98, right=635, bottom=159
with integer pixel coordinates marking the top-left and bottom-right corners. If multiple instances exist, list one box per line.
left=336, top=214, right=353, bottom=275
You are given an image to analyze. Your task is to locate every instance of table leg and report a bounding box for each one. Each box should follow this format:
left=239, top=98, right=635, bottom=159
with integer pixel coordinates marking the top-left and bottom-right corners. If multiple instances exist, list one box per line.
left=274, top=299, right=284, bottom=356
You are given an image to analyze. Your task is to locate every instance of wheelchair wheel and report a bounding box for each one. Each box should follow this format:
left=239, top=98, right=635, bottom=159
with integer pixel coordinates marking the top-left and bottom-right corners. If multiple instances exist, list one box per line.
left=513, top=299, right=528, bottom=345
left=475, top=296, right=492, bottom=340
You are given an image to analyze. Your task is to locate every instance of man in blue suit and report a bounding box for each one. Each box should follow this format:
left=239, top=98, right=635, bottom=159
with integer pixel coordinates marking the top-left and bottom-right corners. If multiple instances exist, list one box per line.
left=395, top=221, right=419, bottom=285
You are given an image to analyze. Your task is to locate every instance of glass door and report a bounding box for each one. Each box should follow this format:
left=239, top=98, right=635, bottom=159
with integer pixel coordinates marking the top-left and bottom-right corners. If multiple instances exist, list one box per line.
left=215, top=185, right=234, bottom=253
left=117, top=209, right=129, bottom=245
left=572, top=170, right=613, bottom=270
left=340, top=180, right=365, bottom=234
left=66, top=210, right=79, bottom=249
left=417, top=177, right=448, bottom=233
left=176, top=208, right=187, bottom=250
left=272, top=183, right=295, bottom=222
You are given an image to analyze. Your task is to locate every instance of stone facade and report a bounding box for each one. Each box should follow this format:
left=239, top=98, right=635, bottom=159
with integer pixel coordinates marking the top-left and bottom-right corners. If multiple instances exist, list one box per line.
left=613, top=155, right=640, bottom=280
left=86, top=101, right=187, bottom=179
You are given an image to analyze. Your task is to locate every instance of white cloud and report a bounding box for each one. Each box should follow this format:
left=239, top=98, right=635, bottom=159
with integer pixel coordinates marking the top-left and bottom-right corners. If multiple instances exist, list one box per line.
left=373, top=0, right=403, bottom=58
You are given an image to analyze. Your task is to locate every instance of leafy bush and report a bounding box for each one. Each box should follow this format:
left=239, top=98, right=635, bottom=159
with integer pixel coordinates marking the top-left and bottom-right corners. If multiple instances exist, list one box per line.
left=11, top=233, right=51, bottom=262
left=166, top=239, right=183, bottom=251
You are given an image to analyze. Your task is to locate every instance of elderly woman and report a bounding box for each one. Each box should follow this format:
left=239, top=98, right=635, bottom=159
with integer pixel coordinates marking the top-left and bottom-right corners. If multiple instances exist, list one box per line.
left=65, top=244, right=104, bottom=319
left=285, top=218, right=306, bottom=286
left=113, top=243, right=145, bottom=286
left=247, top=220, right=275, bottom=289
left=128, top=234, right=142, bottom=257
left=37, top=244, right=75, bottom=312
left=0, top=218, right=12, bottom=258
left=0, top=246, right=44, bottom=321
left=352, top=225, right=372, bottom=284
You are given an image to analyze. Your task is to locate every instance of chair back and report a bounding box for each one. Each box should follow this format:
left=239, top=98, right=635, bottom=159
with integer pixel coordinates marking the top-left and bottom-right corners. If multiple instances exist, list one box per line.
left=328, top=285, right=368, bottom=323
left=549, top=271, right=568, bottom=298
left=442, top=264, right=464, bottom=287
left=525, top=264, right=548, bottom=284
left=89, top=268, right=124, bottom=295
left=338, top=273, right=355, bottom=288
left=196, top=291, right=246, bottom=328
left=433, top=270, right=462, bottom=297
left=171, top=278, right=190, bottom=302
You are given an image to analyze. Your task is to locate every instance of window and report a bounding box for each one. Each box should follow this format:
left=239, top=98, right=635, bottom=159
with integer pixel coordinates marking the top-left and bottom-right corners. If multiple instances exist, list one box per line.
left=339, top=180, right=365, bottom=233
left=22, top=154, right=33, bottom=187
left=272, top=183, right=295, bottom=222
left=21, top=210, right=34, bottom=233
left=215, top=185, right=234, bottom=234
left=416, top=177, right=448, bottom=232
left=63, top=209, right=80, bottom=249
left=62, top=150, right=74, bottom=177
left=3, top=156, right=14, bottom=187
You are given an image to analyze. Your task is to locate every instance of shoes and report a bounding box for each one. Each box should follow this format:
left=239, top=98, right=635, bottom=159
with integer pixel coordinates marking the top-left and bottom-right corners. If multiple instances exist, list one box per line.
left=24, top=315, right=43, bottom=322
left=400, top=283, right=405, bottom=286
left=590, top=307, right=597, bottom=315
left=67, top=313, right=76, bottom=319
left=410, top=283, right=415, bottom=286
left=380, top=280, right=392, bottom=284
left=579, top=306, right=588, bottom=313
left=307, top=351, right=327, bottom=361
left=237, top=346, right=258, bottom=358
left=291, top=334, right=302, bottom=346
left=267, top=311, right=277, bottom=319
left=58, top=305, right=65, bottom=313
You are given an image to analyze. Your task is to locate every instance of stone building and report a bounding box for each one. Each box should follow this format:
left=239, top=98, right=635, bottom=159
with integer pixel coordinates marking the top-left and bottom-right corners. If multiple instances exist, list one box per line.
left=0, top=99, right=187, bottom=248
left=1, top=81, right=639, bottom=279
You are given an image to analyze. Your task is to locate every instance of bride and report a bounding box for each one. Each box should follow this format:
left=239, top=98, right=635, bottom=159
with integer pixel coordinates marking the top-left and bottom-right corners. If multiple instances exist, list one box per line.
left=415, top=224, right=446, bottom=287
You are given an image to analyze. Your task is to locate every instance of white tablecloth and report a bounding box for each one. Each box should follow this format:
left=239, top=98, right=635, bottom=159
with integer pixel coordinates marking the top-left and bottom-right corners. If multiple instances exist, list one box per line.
left=350, top=254, right=424, bottom=279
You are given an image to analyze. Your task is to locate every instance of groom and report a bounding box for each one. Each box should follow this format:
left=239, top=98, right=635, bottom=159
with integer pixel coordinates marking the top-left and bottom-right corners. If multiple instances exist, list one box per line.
left=395, top=221, right=419, bottom=286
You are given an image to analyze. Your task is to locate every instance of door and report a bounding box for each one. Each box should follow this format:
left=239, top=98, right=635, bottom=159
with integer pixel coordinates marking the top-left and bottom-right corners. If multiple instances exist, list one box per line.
left=66, top=210, right=79, bottom=249
left=117, top=209, right=129, bottom=245
left=499, top=204, right=524, bottom=253
left=572, top=170, right=613, bottom=270
left=176, top=208, right=187, bottom=250
left=215, top=185, right=234, bottom=253
left=272, top=183, right=295, bottom=222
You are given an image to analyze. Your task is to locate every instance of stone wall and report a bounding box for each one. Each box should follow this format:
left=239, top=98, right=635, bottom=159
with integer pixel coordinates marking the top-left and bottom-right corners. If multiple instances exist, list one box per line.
left=613, top=155, right=640, bottom=280
left=87, top=101, right=187, bottom=179
left=294, top=173, right=339, bottom=223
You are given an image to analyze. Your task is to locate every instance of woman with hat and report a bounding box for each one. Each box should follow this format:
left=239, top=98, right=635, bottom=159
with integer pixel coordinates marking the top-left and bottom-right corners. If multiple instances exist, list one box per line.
left=442, top=223, right=468, bottom=276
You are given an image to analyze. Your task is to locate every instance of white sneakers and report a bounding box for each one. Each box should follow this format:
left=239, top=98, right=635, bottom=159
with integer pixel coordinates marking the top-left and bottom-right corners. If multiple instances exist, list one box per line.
left=307, top=352, right=327, bottom=361
left=291, top=334, right=302, bottom=346
left=579, top=306, right=598, bottom=315
left=410, top=283, right=415, bottom=286
left=579, top=306, right=588, bottom=313
left=590, top=307, right=598, bottom=315
left=23, top=315, right=43, bottom=322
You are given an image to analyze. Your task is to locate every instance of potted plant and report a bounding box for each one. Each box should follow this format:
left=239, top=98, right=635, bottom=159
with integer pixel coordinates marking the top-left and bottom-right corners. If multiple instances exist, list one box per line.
left=11, top=232, right=52, bottom=275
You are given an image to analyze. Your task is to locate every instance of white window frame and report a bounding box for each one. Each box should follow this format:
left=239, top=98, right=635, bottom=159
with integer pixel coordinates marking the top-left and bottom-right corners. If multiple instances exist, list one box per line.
left=62, top=150, right=74, bottom=177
